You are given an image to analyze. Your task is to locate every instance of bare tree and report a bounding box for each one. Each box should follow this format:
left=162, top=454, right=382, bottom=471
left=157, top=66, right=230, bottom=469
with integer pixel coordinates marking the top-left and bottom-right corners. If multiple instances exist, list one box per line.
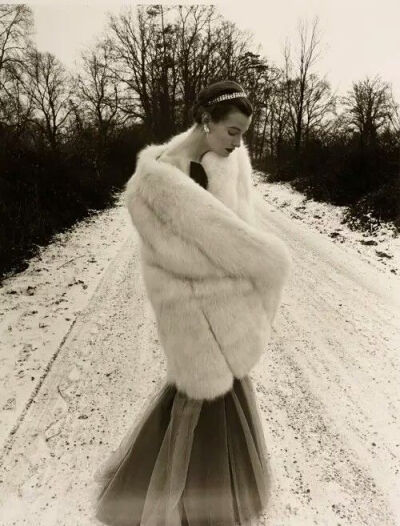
left=77, top=39, right=123, bottom=152
left=235, top=50, right=271, bottom=152
left=283, top=16, right=323, bottom=153
left=255, top=67, right=289, bottom=160
left=0, top=4, right=33, bottom=127
left=176, top=5, right=219, bottom=127
left=264, top=79, right=292, bottom=162
left=0, top=4, right=32, bottom=79
left=0, top=71, right=34, bottom=136
left=107, top=6, right=158, bottom=135
left=303, top=73, right=336, bottom=142
left=22, top=49, right=73, bottom=151
left=106, top=5, right=266, bottom=139
left=107, top=5, right=223, bottom=138
left=342, top=75, right=396, bottom=147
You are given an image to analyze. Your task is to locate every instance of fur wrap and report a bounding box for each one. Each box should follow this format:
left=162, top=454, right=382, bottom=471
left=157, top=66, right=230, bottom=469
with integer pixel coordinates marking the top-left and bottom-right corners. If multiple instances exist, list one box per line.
left=123, top=125, right=292, bottom=400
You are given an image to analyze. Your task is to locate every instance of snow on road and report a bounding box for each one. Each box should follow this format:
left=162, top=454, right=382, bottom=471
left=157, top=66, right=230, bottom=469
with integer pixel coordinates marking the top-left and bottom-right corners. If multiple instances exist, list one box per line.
left=0, top=180, right=399, bottom=525
left=0, top=200, right=132, bottom=452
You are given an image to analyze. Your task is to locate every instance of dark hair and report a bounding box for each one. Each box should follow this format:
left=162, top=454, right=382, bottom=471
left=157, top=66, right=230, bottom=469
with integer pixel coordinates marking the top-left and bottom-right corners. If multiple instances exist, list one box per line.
left=191, top=80, right=253, bottom=124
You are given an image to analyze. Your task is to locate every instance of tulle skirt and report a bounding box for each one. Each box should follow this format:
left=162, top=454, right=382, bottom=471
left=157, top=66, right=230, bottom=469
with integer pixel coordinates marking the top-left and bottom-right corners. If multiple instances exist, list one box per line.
left=93, top=375, right=272, bottom=525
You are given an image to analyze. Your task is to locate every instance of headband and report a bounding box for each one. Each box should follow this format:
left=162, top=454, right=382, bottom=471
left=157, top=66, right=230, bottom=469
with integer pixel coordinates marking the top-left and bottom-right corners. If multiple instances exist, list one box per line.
left=204, top=91, right=247, bottom=106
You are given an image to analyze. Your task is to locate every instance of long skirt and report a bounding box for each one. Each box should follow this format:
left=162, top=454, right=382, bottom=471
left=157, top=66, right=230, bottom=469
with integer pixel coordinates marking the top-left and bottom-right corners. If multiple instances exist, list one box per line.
left=92, top=375, right=272, bottom=525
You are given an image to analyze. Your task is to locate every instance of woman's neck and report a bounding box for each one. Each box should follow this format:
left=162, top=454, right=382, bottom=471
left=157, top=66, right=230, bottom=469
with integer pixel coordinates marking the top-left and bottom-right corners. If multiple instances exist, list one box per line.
left=173, top=125, right=211, bottom=163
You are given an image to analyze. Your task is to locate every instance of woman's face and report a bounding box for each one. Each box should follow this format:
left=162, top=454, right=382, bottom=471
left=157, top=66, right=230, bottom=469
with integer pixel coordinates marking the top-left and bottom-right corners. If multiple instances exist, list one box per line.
left=205, top=109, right=252, bottom=157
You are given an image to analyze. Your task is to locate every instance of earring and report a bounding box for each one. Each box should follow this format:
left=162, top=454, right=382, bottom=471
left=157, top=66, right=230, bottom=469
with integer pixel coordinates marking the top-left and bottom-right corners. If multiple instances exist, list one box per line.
left=203, top=123, right=210, bottom=134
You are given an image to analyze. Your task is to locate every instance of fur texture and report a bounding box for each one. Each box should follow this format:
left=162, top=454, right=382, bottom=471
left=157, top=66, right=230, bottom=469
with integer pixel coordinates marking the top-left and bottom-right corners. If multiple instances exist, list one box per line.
left=124, top=125, right=292, bottom=400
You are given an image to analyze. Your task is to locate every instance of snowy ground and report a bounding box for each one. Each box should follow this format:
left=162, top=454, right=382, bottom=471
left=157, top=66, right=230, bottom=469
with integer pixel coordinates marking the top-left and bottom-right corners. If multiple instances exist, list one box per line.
left=0, top=198, right=132, bottom=450
left=253, top=171, right=400, bottom=278
left=0, top=178, right=399, bottom=525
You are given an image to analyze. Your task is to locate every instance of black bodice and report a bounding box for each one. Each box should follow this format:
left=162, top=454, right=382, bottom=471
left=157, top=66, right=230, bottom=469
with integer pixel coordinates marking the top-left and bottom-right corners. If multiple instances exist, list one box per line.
left=189, top=161, right=208, bottom=190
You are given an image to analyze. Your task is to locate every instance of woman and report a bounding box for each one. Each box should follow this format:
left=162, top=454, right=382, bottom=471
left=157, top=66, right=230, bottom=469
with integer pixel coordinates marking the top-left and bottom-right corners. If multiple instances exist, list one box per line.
left=93, top=80, right=292, bottom=525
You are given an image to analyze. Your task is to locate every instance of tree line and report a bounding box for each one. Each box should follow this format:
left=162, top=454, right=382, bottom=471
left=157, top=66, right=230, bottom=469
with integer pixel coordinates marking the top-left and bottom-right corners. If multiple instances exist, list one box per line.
left=1, top=4, right=399, bottom=279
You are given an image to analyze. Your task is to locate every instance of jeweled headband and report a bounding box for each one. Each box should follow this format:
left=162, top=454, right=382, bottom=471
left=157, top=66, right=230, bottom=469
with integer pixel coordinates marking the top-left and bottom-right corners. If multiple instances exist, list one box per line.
left=204, top=91, right=247, bottom=106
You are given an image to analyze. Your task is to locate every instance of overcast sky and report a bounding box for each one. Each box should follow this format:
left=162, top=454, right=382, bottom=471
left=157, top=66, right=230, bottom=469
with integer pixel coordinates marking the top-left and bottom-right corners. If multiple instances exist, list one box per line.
left=29, top=0, right=400, bottom=103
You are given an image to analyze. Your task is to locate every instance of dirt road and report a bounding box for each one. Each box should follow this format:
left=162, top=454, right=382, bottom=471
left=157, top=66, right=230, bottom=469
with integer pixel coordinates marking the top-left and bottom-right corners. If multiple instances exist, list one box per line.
left=0, top=188, right=399, bottom=525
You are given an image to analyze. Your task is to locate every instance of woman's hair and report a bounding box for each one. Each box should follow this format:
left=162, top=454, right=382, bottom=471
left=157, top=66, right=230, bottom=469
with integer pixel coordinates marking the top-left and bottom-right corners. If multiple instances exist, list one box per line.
left=191, top=80, right=253, bottom=124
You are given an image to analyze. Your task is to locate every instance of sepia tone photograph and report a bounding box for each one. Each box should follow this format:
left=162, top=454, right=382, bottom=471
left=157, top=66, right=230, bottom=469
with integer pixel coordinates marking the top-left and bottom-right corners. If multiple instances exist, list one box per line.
left=0, top=1, right=399, bottom=524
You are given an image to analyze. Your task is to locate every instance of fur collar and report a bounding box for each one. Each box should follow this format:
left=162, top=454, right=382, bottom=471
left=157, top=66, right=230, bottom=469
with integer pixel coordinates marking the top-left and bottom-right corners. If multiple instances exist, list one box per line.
left=134, top=125, right=256, bottom=224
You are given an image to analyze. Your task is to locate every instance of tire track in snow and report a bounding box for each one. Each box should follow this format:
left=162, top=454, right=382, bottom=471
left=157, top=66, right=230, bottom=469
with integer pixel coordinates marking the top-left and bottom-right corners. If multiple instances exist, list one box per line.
left=0, top=316, right=78, bottom=467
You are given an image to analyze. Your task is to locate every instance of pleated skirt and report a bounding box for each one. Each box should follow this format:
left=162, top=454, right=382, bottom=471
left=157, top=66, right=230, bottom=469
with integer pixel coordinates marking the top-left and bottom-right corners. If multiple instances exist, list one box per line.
left=93, top=375, right=272, bottom=525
